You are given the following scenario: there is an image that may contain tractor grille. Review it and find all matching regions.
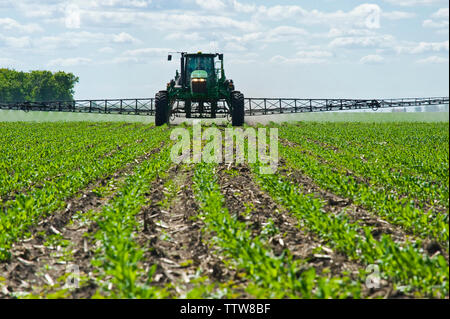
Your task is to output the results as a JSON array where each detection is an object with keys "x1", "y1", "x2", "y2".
[{"x1": 191, "y1": 81, "x2": 207, "y2": 93}]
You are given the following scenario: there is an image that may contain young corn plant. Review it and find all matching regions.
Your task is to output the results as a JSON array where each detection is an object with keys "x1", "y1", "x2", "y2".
[{"x1": 192, "y1": 162, "x2": 362, "y2": 298}]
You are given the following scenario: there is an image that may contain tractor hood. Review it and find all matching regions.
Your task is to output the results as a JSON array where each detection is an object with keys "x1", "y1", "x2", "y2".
[{"x1": 191, "y1": 70, "x2": 208, "y2": 79}]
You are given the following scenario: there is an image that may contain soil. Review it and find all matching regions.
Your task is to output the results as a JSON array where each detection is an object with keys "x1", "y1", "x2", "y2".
[
  {"x1": 215, "y1": 162, "x2": 400, "y2": 298},
  {"x1": 277, "y1": 158, "x2": 449, "y2": 261},
  {"x1": 0, "y1": 131, "x2": 442, "y2": 299},
  {"x1": 0, "y1": 141, "x2": 164, "y2": 298},
  {"x1": 134, "y1": 163, "x2": 244, "y2": 297},
  {"x1": 281, "y1": 137, "x2": 448, "y2": 214}
]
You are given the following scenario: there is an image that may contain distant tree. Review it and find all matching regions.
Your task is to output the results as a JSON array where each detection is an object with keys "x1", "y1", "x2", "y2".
[
  {"x1": 0, "y1": 68, "x2": 27, "y2": 102},
  {"x1": 53, "y1": 71, "x2": 79, "y2": 100},
  {"x1": 0, "y1": 69, "x2": 79, "y2": 103}
]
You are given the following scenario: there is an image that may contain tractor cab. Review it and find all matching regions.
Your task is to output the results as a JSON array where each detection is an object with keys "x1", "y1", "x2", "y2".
[
  {"x1": 185, "y1": 54, "x2": 215, "y2": 81},
  {"x1": 185, "y1": 53, "x2": 215, "y2": 94}
]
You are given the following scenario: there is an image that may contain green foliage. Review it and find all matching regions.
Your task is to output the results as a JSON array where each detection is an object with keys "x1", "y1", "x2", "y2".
[
  {"x1": 0, "y1": 122, "x2": 166, "y2": 261},
  {"x1": 192, "y1": 162, "x2": 362, "y2": 298},
  {"x1": 247, "y1": 136, "x2": 449, "y2": 297},
  {"x1": 276, "y1": 122, "x2": 449, "y2": 247},
  {"x1": 0, "y1": 68, "x2": 79, "y2": 102},
  {"x1": 92, "y1": 138, "x2": 172, "y2": 298}
]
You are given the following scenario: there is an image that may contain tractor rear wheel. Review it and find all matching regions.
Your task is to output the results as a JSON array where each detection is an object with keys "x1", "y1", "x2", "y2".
[
  {"x1": 155, "y1": 90, "x2": 169, "y2": 126},
  {"x1": 231, "y1": 91, "x2": 244, "y2": 126}
]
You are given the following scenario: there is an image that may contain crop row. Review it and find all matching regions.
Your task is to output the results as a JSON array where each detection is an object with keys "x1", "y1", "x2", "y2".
[
  {"x1": 279, "y1": 122, "x2": 448, "y2": 187},
  {"x1": 278, "y1": 123, "x2": 449, "y2": 209},
  {"x1": 274, "y1": 125, "x2": 448, "y2": 246},
  {"x1": 192, "y1": 161, "x2": 363, "y2": 298},
  {"x1": 248, "y1": 148, "x2": 448, "y2": 297},
  {"x1": 91, "y1": 136, "x2": 172, "y2": 298},
  {"x1": 0, "y1": 123, "x2": 169, "y2": 260},
  {"x1": 0, "y1": 122, "x2": 140, "y2": 197}
]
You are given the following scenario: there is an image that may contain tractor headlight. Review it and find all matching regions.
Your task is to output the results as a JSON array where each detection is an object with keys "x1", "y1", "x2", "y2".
[{"x1": 192, "y1": 78, "x2": 206, "y2": 82}]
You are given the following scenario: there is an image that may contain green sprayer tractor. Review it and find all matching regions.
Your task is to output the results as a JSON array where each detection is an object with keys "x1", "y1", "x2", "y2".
[{"x1": 154, "y1": 52, "x2": 244, "y2": 126}]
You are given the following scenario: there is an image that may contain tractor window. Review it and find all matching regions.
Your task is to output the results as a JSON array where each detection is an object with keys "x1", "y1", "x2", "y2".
[{"x1": 186, "y1": 56, "x2": 214, "y2": 80}]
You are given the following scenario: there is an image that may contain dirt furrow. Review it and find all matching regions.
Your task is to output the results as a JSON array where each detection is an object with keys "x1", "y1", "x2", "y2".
[
  {"x1": 0, "y1": 142, "x2": 165, "y2": 298},
  {"x1": 135, "y1": 163, "x2": 242, "y2": 297},
  {"x1": 280, "y1": 137, "x2": 447, "y2": 214},
  {"x1": 277, "y1": 159, "x2": 448, "y2": 261},
  {"x1": 216, "y1": 162, "x2": 398, "y2": 298}
]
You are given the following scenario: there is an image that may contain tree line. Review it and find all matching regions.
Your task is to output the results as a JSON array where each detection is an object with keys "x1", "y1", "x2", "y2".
[{"x1": 0, "y1": 69, "x2": 79, "y2": 103}]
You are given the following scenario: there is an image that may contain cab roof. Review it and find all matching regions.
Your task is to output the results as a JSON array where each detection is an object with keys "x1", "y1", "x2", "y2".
[{"x1": 185, "y1": 52, "x2": 217, "y2": 57}]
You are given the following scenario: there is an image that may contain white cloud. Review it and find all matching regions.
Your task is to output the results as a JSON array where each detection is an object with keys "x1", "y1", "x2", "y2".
[
  {"x1": 423, "y1": 8, "x2": 449, "y2": 30},
  {"x1": 265, "y1": 26, "x2": 308, "y2": 42},
  {"x1": 256, "y1": 4, "x2": 381, "y2": 29},
  {"x1": 230, "y1": 0, "x2": 256, "y2": 13},
  {"x1": 0, "y1": 57, "x2": 19, "y2": 66},
  {"x1": 257, "y1": 5, "x2": 307, "y2": 21},
  {"x1": 195, "y1": 0, "x2": 226, "y2": 11},
  {"x1": 123, "y1": 47, "x2": 172, "y2": 57},
  {"x1": 432, "y1": 8, "x2": 449, "y2": 18},
  {"x1": 222, "y1": 32, "x2": 263, "y2": 44},
  {"x1": 65, "y1": 4, "x2": 81, "y2": 29},
  {"x1": 110, "y1": 56, "x2": 141, "y2": 64},
  {"x1": 408, "y1": 41, "x2": 449, "y2": 53},
  {"x1": 395, "y1": 40, "x2": 449, "y2": 54},
  {"x1": 296, "y1": 50, "x2": 333, "y2": 58},
  {"x1": 224, "y1": 42, "x2": 247, "y2": 51},
  {"x1": 165, "y1": 32, "x2": 204, "y2": 41},
  {"x1": 12, "y1": 1, "x2": 58, "y2": 18},
  {"x1": 113, "y1": 32, "x2": 140, "y2": 44},
  {"x1": 35, "y1": 31, "x2": 143, "y2": 50},
  {"x1": 330, "y1": 34, "x2": 396, "y2": 48},
  {"x1": 0, "y1": 18, "x2": 42, "y2": 33},
  {"x1": 0, "y1": 34, "x2": 31, "y2": 48},
  {"x1": 270, "y1": 55, "x2": 328, "y2": 64},
  {"x1": 228, "y1": 58, "x2": 257, "y2": 64},
  {"x1": 416, "y1": 56, "x2": 449, "y2": 63},
  {"x1": 384, "y1": 0, "x2": 446, "y2": 6},
  {"x1": 423, "y1": 19, "x2": 449, "y2": 28},
  {"x1": 99, "y1": 46, "x2": 114, "y2": 53},
  {"x1": 220, "y1": 26, "x2": 308, "y2": 46},
  {"x1": 327, "y1": 28, "x2": 375, "y2": 38},
  {"x1": 382, "y1": 11, "x2": 416, "y2": 20},
  {"x1": 93, "y1": 0, "x2": 151, "y2": 8},
  {"x1": 80, "y1": 10, "x2": 258, "y2": 32},
  {"x1": 360, "y1": 54, "x2": 384, "y2": 64},
  {"x1": 48, "y1": 57, "x2": 92, "y2": 67},
  {"x1": 109, "y1": 47, "x2": 172, "y2": 64}
]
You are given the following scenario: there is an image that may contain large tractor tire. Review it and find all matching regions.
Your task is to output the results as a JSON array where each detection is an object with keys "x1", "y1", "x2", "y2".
[
  {"x1": 155, "y1": 90, "x2": 170, "y2": 126},
  {"x1": 231, "y1": 91, "x2": 244, "y2": 126},
  {"x1": 185, "y1": 99, "x2": 191, "y2": 118}
]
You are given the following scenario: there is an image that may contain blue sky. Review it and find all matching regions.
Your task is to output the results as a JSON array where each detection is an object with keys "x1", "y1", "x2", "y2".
[{"x1": 0, "y1": 0, "x2": 448, "y2": 99}]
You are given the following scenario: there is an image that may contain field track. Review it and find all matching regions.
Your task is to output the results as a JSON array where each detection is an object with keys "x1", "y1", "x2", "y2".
[{"x1": 0, "y1": 121, "x2": 448, "y2": 298}]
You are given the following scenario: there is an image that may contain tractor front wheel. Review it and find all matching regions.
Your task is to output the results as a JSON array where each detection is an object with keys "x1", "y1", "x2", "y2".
[
  {"x1": 155, "y1": 90, "x2": 170, "y2": 126},
  {"x1": 231, "y1": 91, "x2": 244, "y2": 126}
]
